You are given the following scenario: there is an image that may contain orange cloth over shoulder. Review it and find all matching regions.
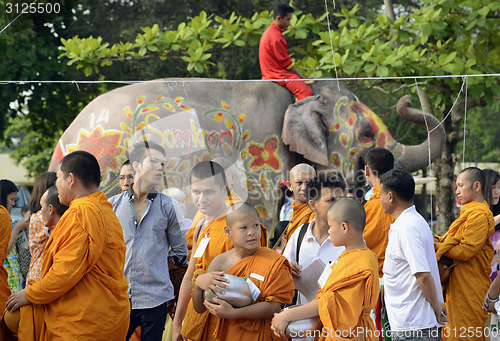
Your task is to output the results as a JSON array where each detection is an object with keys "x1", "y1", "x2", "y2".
[
  {"x1": 315, "y1": 247, "x2": 379, "y2": 341},
  {"x1": 285, "y1": 201, "x2": 314, "y2": 242},
  {"x1": 215, "y1": 247, "x2": 294, "y2": 341},
  {"x1": 182, "y1": 214, "x2": 267, "y2": 341},
  {"x1": 435, "y1": 201, "x2": 494, "y2": 341},
  {"x1": 21, "y1": 192, "x2": 130, "y2": 340},
  {"x1": 187, "y1": 190, "x2": 242, "y2": 259},
  {"x1": 182, "y1": 216, "x2": 232, "y2": 341},
  {"x1": 363, "y1": 186, "x2": 394, "y2": 278},
  {"x1": 0, "y1": 206, "x2": 12, "y2": 310}
]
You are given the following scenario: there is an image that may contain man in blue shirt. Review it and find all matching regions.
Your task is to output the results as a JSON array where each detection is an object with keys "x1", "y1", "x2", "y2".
[{"x1": 109, "y1": 141, "x2": 188, "y2": 341}]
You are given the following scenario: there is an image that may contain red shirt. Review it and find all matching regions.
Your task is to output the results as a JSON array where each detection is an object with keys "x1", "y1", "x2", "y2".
[{"x1": 259, "y1": 22, "x2": 295, "y2": 80}]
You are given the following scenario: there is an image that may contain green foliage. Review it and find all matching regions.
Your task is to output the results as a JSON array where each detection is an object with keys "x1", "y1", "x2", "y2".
[
  {"x1": 60, "y1": 0, "x2": 499, "y2": 111},
  {"x1": 458, "y1": 100, "x2": 500, "y2": 163}
]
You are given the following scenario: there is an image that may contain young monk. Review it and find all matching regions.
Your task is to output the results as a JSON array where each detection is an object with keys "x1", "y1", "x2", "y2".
[
  {"x1": 285, "y1": 163, "x2": 316, "y2": 241},
  {"x1": 192, "y1": 202, "x2": 294, "y2": 340},
  {"x1": 186, "y1": 157, "x2": 243, "y2": 259},
  {"x1": 172, "y1": 161, "x2": 267, "y2": 341},
  {"x1": 271, "y1": 198, "x2": 380, "y2": 340},
  {"x1": 6, "y1": 151, "x2": 130, "y2": 340},
  {"x1": 15, "y1": 186, "x2": 68, "y2": 339},
  {"x1": 435, "y1": 167, "x2": 494, "y2": 341}
]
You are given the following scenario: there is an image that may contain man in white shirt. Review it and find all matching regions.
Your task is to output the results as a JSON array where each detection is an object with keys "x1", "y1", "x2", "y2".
[
  {"x1": 380, "y1": 169, "x2": 448, "y2": 340},
  {"x1": 283, "y1": 172, "x2": 346, "y2": 306}
]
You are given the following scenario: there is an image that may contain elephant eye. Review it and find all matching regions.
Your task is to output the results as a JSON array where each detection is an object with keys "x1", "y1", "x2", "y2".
[{"x1": 358, "y1": 126, "x2": 374, "y2": 143}]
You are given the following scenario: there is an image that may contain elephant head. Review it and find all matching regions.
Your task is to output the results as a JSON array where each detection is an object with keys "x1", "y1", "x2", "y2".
[{"x1": 282, "y1": 81, "x2": 445, "y2": 178}]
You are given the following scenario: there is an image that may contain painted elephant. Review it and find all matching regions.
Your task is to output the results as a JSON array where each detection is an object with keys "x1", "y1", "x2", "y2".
[{"x1": 49, "y1": 79, "x2": 445, "y2": 227}]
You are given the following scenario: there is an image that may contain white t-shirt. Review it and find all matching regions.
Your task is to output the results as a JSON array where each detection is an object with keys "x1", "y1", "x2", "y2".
[
  {"x1": 383, "y1": 206, "x2": 444, "y2": 331},
  {"x1": 283, "y1": 219, "x2": 345, "y2": 305}
]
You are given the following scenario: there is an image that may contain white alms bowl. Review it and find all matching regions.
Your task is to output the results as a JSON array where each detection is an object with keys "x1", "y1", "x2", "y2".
[
  {"x1": 203, "y1": 274, "x2": 253, "y2": 308},
  {"x1": 283, "y1": 305, "x2": 321, "y2": 338}
]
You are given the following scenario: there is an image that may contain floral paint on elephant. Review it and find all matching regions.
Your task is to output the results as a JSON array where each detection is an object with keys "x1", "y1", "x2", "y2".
[
  {"x1": 49, "y1": 126, "x2": 125, "y2": 185},
  {"x1": 120, "y1": 95, "x2": 281, "y2": 220},
  {"x1": 329, "y1": 96, "x2": 396, "y2": 178}
]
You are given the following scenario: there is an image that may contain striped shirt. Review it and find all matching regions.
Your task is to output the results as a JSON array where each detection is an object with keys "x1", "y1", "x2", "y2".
[{"x1": 109, "y1": 187, "x2": 188, "y2": 309}]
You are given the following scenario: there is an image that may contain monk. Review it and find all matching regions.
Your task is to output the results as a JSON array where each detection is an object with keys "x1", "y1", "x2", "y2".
[
  {"x1": 6, "y1": 150, "x2": 130, "y2": 340},
  {"x1": 14, "y1": 186, "x2": 68, "y2": 339},
  {"x1": 271, "y1": 198, "x2": 380, "y2": 340},
  {"x1": 284, "y1": 163, "x2": 316, "y2": 242},
  {"x1": 193, "y1": 202, "x2": 294, "y2": 341},
  {"x1": 186, "y1": 157, "x2": 243, "y2": 259},
  {"x1": 172, "y1": 161, "x2": 267, "y2": 341},
  {"x1": 362, "y1": 147, "x2": 395, "y2": 277},
  {"x1": 435, "y1": 167, "x2": 494, "y2": 341}
]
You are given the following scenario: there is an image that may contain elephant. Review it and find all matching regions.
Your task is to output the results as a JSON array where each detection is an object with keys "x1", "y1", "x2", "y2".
[{"x1": 48, "y1": 79, "x2": 445, "y2": 228}]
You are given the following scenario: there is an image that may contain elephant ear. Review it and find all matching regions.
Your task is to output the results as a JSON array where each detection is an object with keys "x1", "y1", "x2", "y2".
[{"x1": 282, "y1": 95, "x2": 329, "y2": 166}]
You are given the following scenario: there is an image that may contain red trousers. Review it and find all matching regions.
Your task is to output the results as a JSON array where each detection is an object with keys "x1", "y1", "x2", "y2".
[{"x1": 274, "y1": 74, "x2": 313, "y2": 101}]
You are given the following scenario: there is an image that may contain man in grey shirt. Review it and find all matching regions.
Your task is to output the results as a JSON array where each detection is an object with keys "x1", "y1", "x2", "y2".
[{"x1": 109, "y1": 140, "x2": 188, "y2": 341}]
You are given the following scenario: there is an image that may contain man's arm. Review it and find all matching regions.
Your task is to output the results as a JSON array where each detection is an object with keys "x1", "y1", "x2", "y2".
[
  {"x1": 6, "y1": 219, "x2": 29, "y2": 255},
  {"x1": 172, "y1": 221, "x2": 203, "y2": 341},
  {"x1": 483, "y1": 273, "x2": 500, "y2": 313},
  {"x1": 25, "y1": 225, "x2": 93, "y2": 304},
  {"x1": 414, "y1": 272, "x2": 448, "y2": 324},
  {"x1": 192, "y1": 254, "x2": 228, "y2": 314},
  {"x1": 443, "y1": 212, "x2": 490, "y2": 261},
  {"x1": 282, "y1": 227, "x2": 302, "y2": 277},
  {"x1": 166, "y1": 199, "x2": 188, "y2": 265}
]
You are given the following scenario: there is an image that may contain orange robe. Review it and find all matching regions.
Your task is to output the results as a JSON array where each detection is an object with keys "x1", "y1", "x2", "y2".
[
  {"x1": 186, "y1": 190, "x2": 242, "y2": 259},
  {"x1": 435, "y1": 201, "x2": 494, "y2": 341},
  {"x1": 0, "y1": 205, "x2": 12, "y2": 310},
  {"x1": 285, "y1": 201, "x2": 314, "y2": 242},
  {"x1": 21, "y1": 192, "x2": 130, "y2": 340},
  {"x1": 363, "y1": 186, "x2": 394, "y2": 278},
  {"x1": 315, "y1": 247, "x2": 379, "y2": 341},
  {"x1": 215, "y1": 247, "x2": 294, "y2": 341},
  {"x1": 182, "y1": 215, "x2": 267, "y2": 341}
]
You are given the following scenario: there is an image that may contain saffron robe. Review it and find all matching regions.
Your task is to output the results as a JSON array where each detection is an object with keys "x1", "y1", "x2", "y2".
[
  {"x1": 21, "y1": 192, "x2": 130, "y2": 340},
  {"x1": 363, "y1": 186, "x2": 394, "y2": 278},
  {"x1": 182, "y1": 215, "x2": 267, "y2": 341},
  {"x1": 315, "y1": 247, "x2": 379, "y2": 341},
  {"x1": 285, "y1": 201, "x2": 315, "y2": 243},
  {"x1": 435, "y1": 201, "x2": 494, "y2": 341},
  {"x1": 0, "y1": 205, "x2": 12, "y2": 310},
  {"x1": 186, "y1": 190, "x2": 242, "y2": 259},
  {"x1": 215, "y1": 247, "x2": 294, "y2": 341}
]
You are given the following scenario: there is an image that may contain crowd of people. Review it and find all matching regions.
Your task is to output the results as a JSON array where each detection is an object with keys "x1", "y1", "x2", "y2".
[{"x1": 0, "y1": 142, "x2": 498, "y2": 341}]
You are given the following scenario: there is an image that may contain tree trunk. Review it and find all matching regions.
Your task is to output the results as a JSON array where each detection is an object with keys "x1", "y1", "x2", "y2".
[
  {"x1": 384, "y1": 0, "x2": 396, "y2": 22},
  {"x1": 434, "y1": 100, "x2": 465, "y2": 235}
]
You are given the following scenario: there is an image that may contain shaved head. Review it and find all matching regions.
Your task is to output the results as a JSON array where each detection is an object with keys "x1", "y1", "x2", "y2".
[
  {"x1": 328, "y1": 198, "x2": 366, "y2": 233},
  {"x1": 289, "y1": 163, "x2": 315, "y2": 179},
  {"x1": 460, "y1": 167, "x2": 485, "y2": 194},
  {"x1": 226, "y1": 202, "x2": 260, "y2": 228}
]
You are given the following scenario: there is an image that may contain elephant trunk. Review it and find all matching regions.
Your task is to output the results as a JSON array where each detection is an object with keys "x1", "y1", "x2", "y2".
[{"x1": 394, "y1": 95, "x2": 445, "y2": 172}]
